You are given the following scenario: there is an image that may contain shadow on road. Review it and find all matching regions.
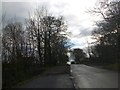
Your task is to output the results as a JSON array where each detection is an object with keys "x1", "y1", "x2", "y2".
[{"x1": 14, "y1": 65, "x2": 75, "y2": 88}]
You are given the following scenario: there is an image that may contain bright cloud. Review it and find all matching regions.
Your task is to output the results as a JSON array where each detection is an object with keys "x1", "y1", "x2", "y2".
[
  {"x1": 2, "y1": 0, "x2": 101, "y2": 49},
  {"x1": 69, "y1": 35, "x2": 97, "y2": 49}
]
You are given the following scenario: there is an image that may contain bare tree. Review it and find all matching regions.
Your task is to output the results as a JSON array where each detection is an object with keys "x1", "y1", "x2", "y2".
[
  {"x1": 89, "y1": 0, "x2": 120, "y2": 64},
  {"x1": 26, "y1": 7, "x2": 68, "y2": 66}
]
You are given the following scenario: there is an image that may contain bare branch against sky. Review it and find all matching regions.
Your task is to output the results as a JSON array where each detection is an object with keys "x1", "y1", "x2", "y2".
[{"x1": 1, "y1": 0, "x2": 102, "y2": 49}]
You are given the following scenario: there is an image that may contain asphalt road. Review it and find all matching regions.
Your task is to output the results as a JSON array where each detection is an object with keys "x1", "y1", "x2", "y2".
[
  {"x1": 15, "y1": 65, "x2": 74, "y2": 88},
  {"x1": 71, "y1": 64, "x2": 118, "y2": 88},
  {"x1": 17, "y1": 74, "x2": 74, "y2": 88}
]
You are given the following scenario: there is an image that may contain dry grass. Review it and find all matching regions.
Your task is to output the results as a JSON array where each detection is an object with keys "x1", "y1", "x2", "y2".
[{"x1": 103, "y1": 63, "x2": 119, "y2": 71}]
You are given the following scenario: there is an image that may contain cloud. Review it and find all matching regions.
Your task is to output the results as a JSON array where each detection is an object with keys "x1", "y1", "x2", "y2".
[
  {"x1": 2, "y1": 0, "x2": 100, "y2": 49},
  {"x1": 2, "y1": 2, "x2": 32, "y2": 22},
  {"x1": 68, "y1": 35, "x2": 97, "y2": 50}
]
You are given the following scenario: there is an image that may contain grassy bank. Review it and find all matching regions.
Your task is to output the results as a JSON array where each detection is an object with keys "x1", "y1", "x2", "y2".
[{"x1": 103, "y1": 63, "x2": 119, "y2": 71}]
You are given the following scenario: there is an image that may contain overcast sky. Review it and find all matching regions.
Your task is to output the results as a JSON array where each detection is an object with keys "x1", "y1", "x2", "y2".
[{"x1": 1, "y1": 0, "x2": 102, "y2": 50}]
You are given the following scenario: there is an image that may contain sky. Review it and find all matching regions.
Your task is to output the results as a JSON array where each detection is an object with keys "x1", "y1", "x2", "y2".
[{"x1": 1, "y1": 0, "x2": 102, "y2": 50}]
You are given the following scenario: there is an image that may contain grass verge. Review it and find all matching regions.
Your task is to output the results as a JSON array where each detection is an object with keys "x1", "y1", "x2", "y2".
[{"x1": 103, "y1": 63, "x2": 120, "y2": 72}]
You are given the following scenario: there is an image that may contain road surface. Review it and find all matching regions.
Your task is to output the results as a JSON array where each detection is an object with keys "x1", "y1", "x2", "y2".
[
  {"x1": 15, "y1": 66, "x2": 74, "y2": 88},
  {"x1": 16, "y1": 74, "x2": 74, "y2": 88},
  {"x1": 71, "y1": 64, "x2": 118, "y2": 88}
]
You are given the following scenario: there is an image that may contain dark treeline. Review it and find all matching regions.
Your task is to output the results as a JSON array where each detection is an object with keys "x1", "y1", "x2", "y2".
[
  {"x1": 87, "y1": 0, "x2": 120, "y2": 64},
  {"x1": 2, "y1": 7, "x2": 69, "y2": 88},
  {"x1": 72, "y1": 48, "x2": 87, "y2": 64},
  {"x1": 70, "y1": 0, "x2": 120, "y2": 65}
]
